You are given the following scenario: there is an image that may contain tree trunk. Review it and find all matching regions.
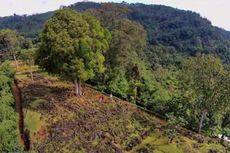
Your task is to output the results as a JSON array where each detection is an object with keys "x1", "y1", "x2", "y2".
[
  {"x1": 198, "y1": 111, "x2": 206, "y2": 134},
  {"x1": 102, "y1": 73, "x2": 106, "y2": 84},
  {"x1": 13, "y1": 54, "x2": 19, "y2": 71},
  {"x1": 75, "y1": 79, "x2": 79, "y2": 96},
  {"x1": 74, "y1": 79, "x2": 83, "y2": 96},
  {"x1": 78, "y1": 80, "x2": 82, "y2": 96},
  {"x1": 134, "y1": 86, "x2": 137, "y2": 103},
  {"x1": 29, "y1": 65, "x2": 34, "y2": 82}
]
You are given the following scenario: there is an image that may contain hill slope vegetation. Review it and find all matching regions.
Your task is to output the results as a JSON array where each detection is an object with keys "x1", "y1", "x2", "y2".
[{"x1": 16, "y1": 65, "x2": 227, "y2": 153}]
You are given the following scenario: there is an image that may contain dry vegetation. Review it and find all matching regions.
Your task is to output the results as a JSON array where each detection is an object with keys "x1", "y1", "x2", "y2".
[{"x1": 16, "y1": 65, "x2": 228, "y2": 153}]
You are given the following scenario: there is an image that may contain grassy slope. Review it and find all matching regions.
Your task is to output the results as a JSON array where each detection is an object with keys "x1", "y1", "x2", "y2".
[{"x1": 16, "y1": 64, "x2": 227, "y2": 153}]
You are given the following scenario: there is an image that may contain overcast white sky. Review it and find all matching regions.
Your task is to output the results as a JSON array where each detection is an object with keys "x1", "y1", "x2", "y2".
[{"x1": 0, "y1": 0, "x2": 229, "y2": 30}]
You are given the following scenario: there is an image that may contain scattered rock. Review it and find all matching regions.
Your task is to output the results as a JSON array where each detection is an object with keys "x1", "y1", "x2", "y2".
[{"x1": 126, "y1": 136, "x2": 142, "y2": 151}]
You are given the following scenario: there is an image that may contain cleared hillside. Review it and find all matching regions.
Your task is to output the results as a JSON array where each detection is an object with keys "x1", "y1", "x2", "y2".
[{"x1": 15, "y1": 64, "x2": 227, "y2": 153}]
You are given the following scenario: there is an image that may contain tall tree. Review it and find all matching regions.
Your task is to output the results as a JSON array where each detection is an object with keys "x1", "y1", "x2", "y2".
[
  {"x1": 181, "y1": 54, "x2": 230, "y2": 134},
  {"x1": 0, "y1": 29, "x2": 22, "y2": 71},
  {"x1": 87, "y1": 4, "x2": 156, "y2": 102},
  {"x1": 36, "y1": 9, "x2": 111, "y2": 95},
  {"x1": 20, "y1": 48, "x2": 36, "y2": 82},
  {"x1": 88, "y1": 4, "x2": 147, "y2": 69},
  {"x1": 129, "y1": 64, "x2": 141, "y2": 102}
]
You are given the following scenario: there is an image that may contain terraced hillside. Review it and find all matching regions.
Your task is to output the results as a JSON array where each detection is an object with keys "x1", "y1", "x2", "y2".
[{"x1": 16, "y1": 65, "x2": 228, "y2": 153}]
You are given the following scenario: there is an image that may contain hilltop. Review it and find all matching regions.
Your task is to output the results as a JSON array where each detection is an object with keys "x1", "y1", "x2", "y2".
[{"x1": 15, "y1": 64, "x2": 227, "y2": 153}]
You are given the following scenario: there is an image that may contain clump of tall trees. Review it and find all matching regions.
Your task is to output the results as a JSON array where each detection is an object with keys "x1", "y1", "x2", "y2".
[
  {"x1": 180, "y1": 55, "x2": 230, "y2": 133},
  {"x1": 0, "y1": 29, "x2": 34, "y2": 71},
  {"x1": 36, "y1": 9, "x2": 111, "y2": 96},
  {"x1": 0, "y1": 29, "x2": 22, "y2": 71}
]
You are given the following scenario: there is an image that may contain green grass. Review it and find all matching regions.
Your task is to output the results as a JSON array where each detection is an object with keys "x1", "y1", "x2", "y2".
[
  {"x1": 91, "y1": 139, "x2": 100, "y2": 147},
  {"x1": 130, "y1": 134, "x2": 159, "y2": 153},
  {"x1": 199, "y1": 143, "x2": 226, "y2": 153},
  {"x1": 18, "y1": 63, "x2": 38, "y2": 72},
  {"x1": 130, "y1": 133, "x2": 227, "y2": 153},
  {"x1": 156, "y1": 143, "x2": 183, "y2": 153},
  {"x1": 16, "y1": 74, "x2": 29, "y2": 81},
  {"x1": 24, "y1": 109, "x2": 43, "y2": 133}
]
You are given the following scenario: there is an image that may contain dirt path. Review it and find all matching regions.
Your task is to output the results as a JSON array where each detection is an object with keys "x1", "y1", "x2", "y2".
[{"x1": 12, "y1": 78, "x2": 30, "y2": 151}]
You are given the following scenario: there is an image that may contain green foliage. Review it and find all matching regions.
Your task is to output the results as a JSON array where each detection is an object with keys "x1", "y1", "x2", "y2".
[
  {"x1": 36, "y1": 9, "x2": 111, "y2": 83},
  {"x1": 0, "y1": 29, "x2": 23, "y2": 62},
  {"x1": 129, "y1": 3, "x2": 230, "y2": 62},
  {"x1": 0, "y1": 29, "x2": 20, "y2": 51},
  {"x1": 19, "y1": 48, "x2": 36, "y2": 64},
  {"x1": 107, "y1": 67, "x2": 130, "y2": 98},
  {"x1": 24, "y1": 109, "x2": 42, "y2": 134},
  {"x1": 145, "y1": 45, "x2": 184, "y2": 68},
  {"x1": 178, "y1": 55, "x2": 230, "y2": 132},
  {"x1": 181, "y1": 55, "x2": 230, "y2": 112},
  {"x1": 88, "y1": 4, "x2": 160, "y2": 103},
  {"x1": 0, "y1": 61, "x2": 22, "y2": 152}
]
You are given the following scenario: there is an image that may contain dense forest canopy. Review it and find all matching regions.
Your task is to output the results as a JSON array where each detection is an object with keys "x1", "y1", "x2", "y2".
[{"x1": 1, "y1": 2, "x2": 230, "y2": 63}]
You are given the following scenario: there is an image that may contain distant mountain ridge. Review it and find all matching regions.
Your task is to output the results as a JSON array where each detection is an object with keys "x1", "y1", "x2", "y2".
[
  {"x1": 1, "y1": 1, "x2": 230, "y2": 62},
  {"x1": 0, "y1": 2, "x2": 101, "y2": 37},
  {"x1": 1, "y1": 2, "x2": 229, "y2": 38}
]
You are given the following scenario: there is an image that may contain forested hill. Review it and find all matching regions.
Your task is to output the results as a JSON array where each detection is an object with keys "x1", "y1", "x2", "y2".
[
  {"x1": 128, "y1": 4, "x2": 230, "y2": 58},
  {"x1": 1, "y1": 2, "x2": 230, "y2": 62},
  {"x1": 0, "y1": 2, "x2": 100, "y2": 37}
]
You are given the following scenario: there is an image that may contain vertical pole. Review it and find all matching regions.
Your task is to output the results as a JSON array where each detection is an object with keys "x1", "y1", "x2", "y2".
[{"x1": 75, "y1": 79, "x2": 79, "y2": 96}]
